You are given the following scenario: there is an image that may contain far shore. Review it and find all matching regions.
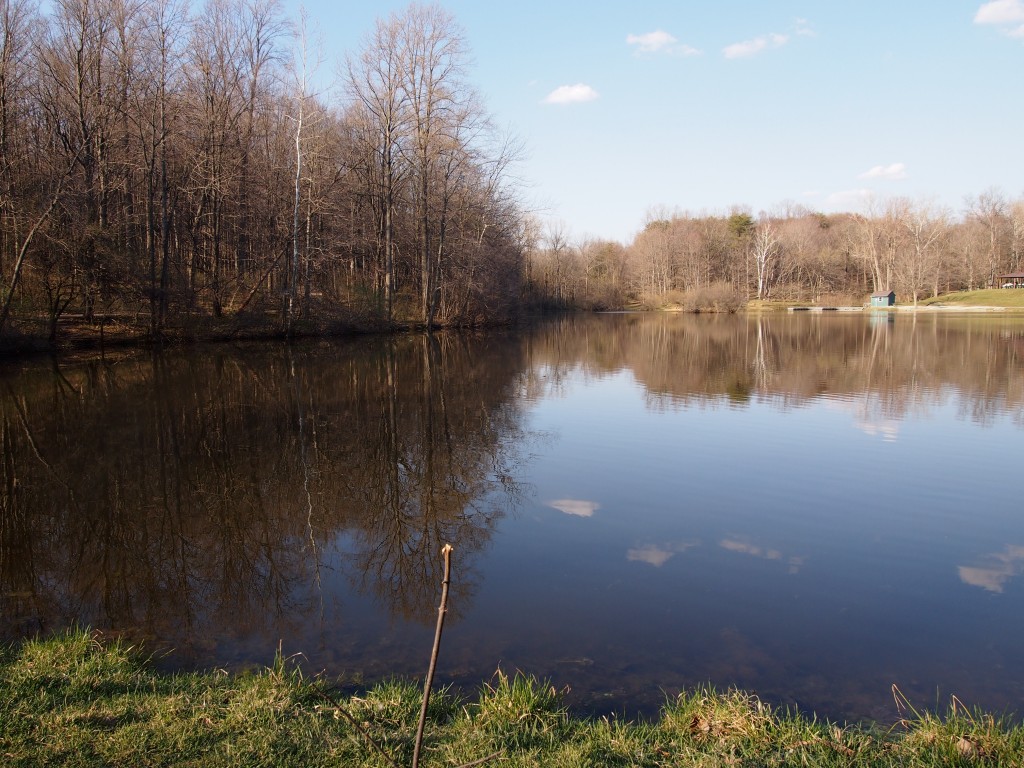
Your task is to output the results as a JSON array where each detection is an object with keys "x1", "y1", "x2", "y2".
[
  {"x1": 3, "y1": 292, "x2": 1024, "y2": 359},
  {"x1": 778, "y1": 303, "x2": 1024, "y2": 313}
]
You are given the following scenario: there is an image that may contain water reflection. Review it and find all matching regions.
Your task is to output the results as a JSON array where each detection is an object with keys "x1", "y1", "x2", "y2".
[
  {"x1": 2, "y1": 312, "x2": 1024, "y2": 722},
  {"x1": 513, "y1": 313, "x2": 1024, "y2": 720},
  {"x1": 0, "y1": 333, "x2": 528, "y2": 654},
  {"x1": 626, "y1": 542, "x2": 696, "y2": 567},
  {"x1": 526, "y1": 312, "x2": 1024, "y2": 419},
  {"x1": 719, "y1": 538, "x2": 805, "y2": 575},
  {"x1": 548, "y1": 499, "x2": 600, "y2": 518},
  {"x1": 959, "y1": 546, "x2": 1024, "y2": 593}
]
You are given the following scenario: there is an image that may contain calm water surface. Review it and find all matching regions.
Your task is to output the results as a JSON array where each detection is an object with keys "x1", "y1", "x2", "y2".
[{"x1": 3, "y1": 312, "x2": 1024, "y2": 722}]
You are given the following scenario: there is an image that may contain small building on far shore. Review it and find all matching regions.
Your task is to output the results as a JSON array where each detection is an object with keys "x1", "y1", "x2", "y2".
[
  {"x1": 870, "y1": 290, "x2": 896, "y2": 307},
  {"x1": 997, "y1": 272, "x2": 1024, "y2": 288}
]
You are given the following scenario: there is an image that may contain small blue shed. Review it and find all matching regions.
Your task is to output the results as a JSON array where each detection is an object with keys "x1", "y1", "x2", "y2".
[{"x1": 870, "y1": 290, "x2": 896, "y2": 307}]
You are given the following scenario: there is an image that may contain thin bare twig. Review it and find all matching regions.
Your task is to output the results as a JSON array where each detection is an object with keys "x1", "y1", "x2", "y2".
[
  {"x1": 315, "y1": 542, "x2": 501, "y2": 768},
  {"x1": 412, "y1": 543, "x2": 453, "y2": 768},
  {"x1": 312, "y1": 687, "x2": 402, "y2": 768},
  {"x1": 452, "y1": 750, "x2": 504, "y2": 767}
]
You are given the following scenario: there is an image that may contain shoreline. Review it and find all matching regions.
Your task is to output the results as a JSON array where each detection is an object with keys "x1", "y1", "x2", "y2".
[
  {"x1": 781, "y1": 304, "x2": 1024, "y2": 313},
  {"x1": 3, "y1": 630, "x2": 1021, "y2": 767},
  {"x1": 0, "y1": 312, "x2": 518, "y2": 359},
  {"x1": 3, "y1": 302, "x2": 1023, "y2": 360}
]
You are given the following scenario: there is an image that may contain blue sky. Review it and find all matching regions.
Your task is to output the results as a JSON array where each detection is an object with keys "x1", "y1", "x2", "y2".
[{"x1": 285, "y1": 0, "x2": 1024, "y2": 243}]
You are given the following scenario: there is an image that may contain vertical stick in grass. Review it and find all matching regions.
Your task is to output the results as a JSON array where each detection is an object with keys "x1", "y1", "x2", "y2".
[{"x1": 412, "y1": 543, "x2": 453, "y2": 768}]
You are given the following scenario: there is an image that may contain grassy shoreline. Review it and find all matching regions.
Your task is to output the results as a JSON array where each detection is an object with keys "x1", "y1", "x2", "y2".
[
  {"x1": 6, "y1": 289, "x2": 1024, "y2": 355},
  {"x1": 3, "y1": 631, "x2": 1022, "y2": 767},
  {"x1": 746, "y1": 288, "x2": 1024, "y2": 313},
  {"x1": 4, "y1": 290, "x2": 1024, "y2": 357}
]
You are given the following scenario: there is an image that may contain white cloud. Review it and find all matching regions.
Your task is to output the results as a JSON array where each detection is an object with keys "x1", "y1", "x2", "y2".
[
  {"x1": 548, "y1": 498, "x2": 600, "y2": 517},
  {"x1": 543, "y1": 83, "x2": 599, "y2": 105},
  {"x1": 627, "y1": 30, "x2": 674, "y2": 53},
  {"x1": 723, "y1": 33, "x2": 789, "y2": 59},
  {"x1": 795, "y1": 18, "x2": 816, "y2": 37},
  {"x1": 626, "y1": 30, "x2": 701, "y2": 56},
  {"x1": 974, "y1": 0, "x2": 1024, "y2": 25},
  {"x1": 975, "y1": 1, "x2": 1024, "y2": 37},
  {"x1": 858, "y1": 162, "x2": 908, "y2": 180},
  {"x1": 723, "y1": 37, "x2": 767, "y2": 58}
]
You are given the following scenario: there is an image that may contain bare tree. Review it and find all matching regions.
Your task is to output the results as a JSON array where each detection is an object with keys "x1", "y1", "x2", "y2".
[
  {"x1": 543, "y1": 219, "x2": 570, "y2": 305},
  {"x1": 894, "y1": 198, "x2": 949, "y2": 305},
  {"x1": 39, "y1": 0, "x2": 126, "y2": 321},
  {"x1": 237, "y1": 0, "x2": 287, "y2": 281},
  {"x1": 116, "y1": 0, "x2": 187, "y2": 334},
  {"x1": 966, "y1": 188, "x2": 1010, "y2": 287},
  {"x1": 397, "y1": 3, "x2": 468, "y2": 327},
  {"x1": 629, "y1": 215, "x2": 675, "y2": 299},
  {"x1": 184, "y1": 0, "x2": 243, "y2": 314},
  {"x1": 750, "y1": 216, "x2": 780, "y2": 300},
  {"x1": 847, "y1": 197, "x2": 906, "y2": 295},
  {"x1": 345, "y1": 10, "x2": 409, "y2": 321},
  {"x1": 1, "y1": 0, "x2": 40, "y2": 280},
  {"x1": 1, "y1": 0, "x2": 41, "y2": 277},
  {"x1": 1011, "y1": 198, "x2": 1024, "y2": 274}
]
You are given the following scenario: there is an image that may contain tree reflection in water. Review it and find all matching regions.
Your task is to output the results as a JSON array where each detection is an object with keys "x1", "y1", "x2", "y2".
[
  {"x1": 3, "y1": 313, "x2": 1024, "y2": 719},
  {"x1": 5, "y1": 314, "x2": 1022, "y2": 653},
  {"x1": 0, "y1": 332, "x2": 529, "y2": 662}
]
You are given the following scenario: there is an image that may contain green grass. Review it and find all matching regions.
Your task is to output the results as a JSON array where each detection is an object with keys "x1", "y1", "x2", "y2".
[
  {"x1": 920, "y1": 288, "x2": 1024, "y2": 308},
  {"x1": 3, "y1": 630, "x2": 1024, "y2": 767}
]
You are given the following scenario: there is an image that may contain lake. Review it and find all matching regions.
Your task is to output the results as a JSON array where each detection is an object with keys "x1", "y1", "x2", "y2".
[{"x1": 2, "y1": 311, "x2": 1024, "y2": 723}]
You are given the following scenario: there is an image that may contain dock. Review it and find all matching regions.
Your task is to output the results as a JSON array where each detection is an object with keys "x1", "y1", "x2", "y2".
[{"x1": 787, "y1": 306, "x2": 865, "y2": 313}]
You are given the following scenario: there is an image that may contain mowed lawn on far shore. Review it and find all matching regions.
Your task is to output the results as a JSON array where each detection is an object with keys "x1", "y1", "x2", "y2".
[{"x1": 919, "y1": 288, "x2": 1024, "y2": 308}]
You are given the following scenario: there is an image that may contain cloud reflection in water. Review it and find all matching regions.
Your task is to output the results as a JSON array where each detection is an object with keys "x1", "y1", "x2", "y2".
[
  {"x1": 720, "y1": 538, "x2": 805, "y2": 574},
  {"x1": 626, "y1": 541, "x2": 698, "y2": 567},
  {"x1": 548, "y1": 499, "x2": 600, "y2": 518},
  {"x1": 958, "y1": 545, "x2": 1024, "y2": 593}
]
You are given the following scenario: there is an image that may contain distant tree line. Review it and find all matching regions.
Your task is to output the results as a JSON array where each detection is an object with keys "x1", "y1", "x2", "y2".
[
  {"x1": 526, "y1": 192, "x2": 1024, "y2": 310},
  {"x1": 4, "y1": 0, "x2": 1023, "y2": 346},
  {"x1": 0, "y1": 0, "x2": 526, "y2": 343}
]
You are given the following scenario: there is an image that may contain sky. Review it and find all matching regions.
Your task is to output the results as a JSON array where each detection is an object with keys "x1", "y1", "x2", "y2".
[{"x1": 282, "y1": 0, "x2": 1024, "y2": 244}]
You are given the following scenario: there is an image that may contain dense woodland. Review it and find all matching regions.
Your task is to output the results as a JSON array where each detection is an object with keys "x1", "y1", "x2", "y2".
[
  {"x1": 529, "y1": 193, "x2": 1024, "y2": 312},
  {"x1": 2, "y1": 0, "x2": 1023, "y2": 348},
  {"x1": 0, "y1": 0, "x2": 526, "y2": 343}
]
